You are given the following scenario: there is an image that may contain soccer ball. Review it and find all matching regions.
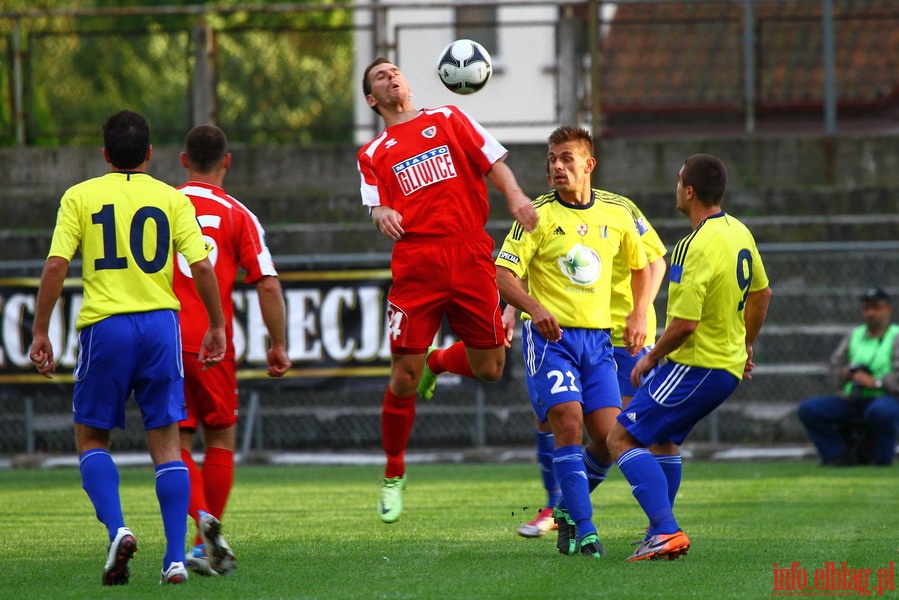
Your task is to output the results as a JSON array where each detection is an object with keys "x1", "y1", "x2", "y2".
[{"x1": 436, "y1": 39, "x2": 493, "y2": 95}]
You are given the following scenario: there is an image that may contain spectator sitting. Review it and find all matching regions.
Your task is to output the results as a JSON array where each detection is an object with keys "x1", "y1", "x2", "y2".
[{"x1": 797, "y1": 287, "x2": 899, "y2": 466}]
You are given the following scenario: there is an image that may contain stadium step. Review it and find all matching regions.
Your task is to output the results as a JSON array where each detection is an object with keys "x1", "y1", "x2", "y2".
[
  {"x1": 754, "y1": 325, "x2": 846, "y2": 365},
  {"x1": 4, "y1": 213, "x2": 889, "y2": 260}
]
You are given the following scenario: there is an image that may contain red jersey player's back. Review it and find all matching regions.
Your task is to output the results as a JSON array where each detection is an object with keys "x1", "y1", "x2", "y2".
[
  {"x1": 173, "y1": 182, "x2": 277, "y2": 358},
  {"x1": 357, "y1": 105, "x2": 507, "y2": 238},
  {"x1": 175, "y1": 124, "x2": 289, "y2": 578}
]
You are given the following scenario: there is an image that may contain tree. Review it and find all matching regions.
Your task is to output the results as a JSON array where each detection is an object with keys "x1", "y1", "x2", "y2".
[{"x1": 1, "y1": 1, "x2": 354, "y2": 146}]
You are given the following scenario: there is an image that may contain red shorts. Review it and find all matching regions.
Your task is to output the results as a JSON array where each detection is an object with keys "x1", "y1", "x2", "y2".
[
  {"x1": 180, "y1": 356, "x2": 239, "y2": 431},
  {"x1": 388, "y1": 230, "x2": 504, "y2": 354}
]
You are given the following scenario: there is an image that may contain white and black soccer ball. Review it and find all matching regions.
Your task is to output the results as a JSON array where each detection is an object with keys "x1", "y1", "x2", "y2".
[{"x1": 436, "y1": 39, "x2": 493, "y2": 95}]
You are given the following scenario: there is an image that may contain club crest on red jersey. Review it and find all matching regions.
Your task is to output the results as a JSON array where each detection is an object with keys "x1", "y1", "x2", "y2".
[{"x1": 421, "y1": 126, "x2": 437, "y2": 138}]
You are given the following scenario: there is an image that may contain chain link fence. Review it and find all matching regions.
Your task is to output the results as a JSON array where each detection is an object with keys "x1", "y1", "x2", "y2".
[
  {"x1": 2, "y1": 242, "x2": 896, "y2": 459},
  {"x1": 1, "y1": 1, "x2": 897, "y2": 146}
]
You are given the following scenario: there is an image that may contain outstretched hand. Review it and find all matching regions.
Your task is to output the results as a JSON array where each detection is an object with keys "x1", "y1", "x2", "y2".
[
  {"x1": 267, "y1": 346, "x2": 292, "y2": 377},
  {"x1": 508, "y1": 194, "x2": 538, "y2": 232},
  {"x1": 29, "y1": 334, "x2": 56, "y2": 379},
  {"x1": 630, "y1": 353, "x2": 659, "y2": 389},
  {"x1": 743, "y1": 343, "x2": 755, "y2": 379},
  {"x1": 199, "y1": 327, "x2": 226, "y2": 370},
  {"x1": 529, "y1": 305, "x2": 562, "y2": 343},
  {"x1": 372, "y1": 206, "x2": 405, "y2": 241},
  {"x1": 501, "y1": 304, "x2": 518, "y2": 348},
  {"x1": 623, "y1": 310, "x2": 647, "y2": 356}
]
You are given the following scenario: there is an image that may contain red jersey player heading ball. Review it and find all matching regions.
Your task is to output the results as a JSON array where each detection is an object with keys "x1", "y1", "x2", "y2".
[{"x1": 357, "y1": 57, "x2": 538, "y2": 524}]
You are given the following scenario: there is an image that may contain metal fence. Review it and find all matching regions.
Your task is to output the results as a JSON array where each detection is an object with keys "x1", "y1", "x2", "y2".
[
  {"x1": 1, "y1": 1, "x2": 896, "y2": 146},
  {"x1": 2, "y1": 241, "x2": 896, "y2": 459}
]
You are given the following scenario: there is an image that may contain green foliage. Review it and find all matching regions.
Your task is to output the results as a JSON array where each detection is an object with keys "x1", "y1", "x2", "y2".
[
  {"x1": 27, "y1": 28, "x2": 191, "y2": 145},
  {"x1": 0, "y1": 461, "x2": 896, "y2": 599},
  {"x1": 215, "y1": 18, "x2": 354, "y2": 145},
  {"x1": 0, "y1": 2, "x2": 354, "y2": 146}
]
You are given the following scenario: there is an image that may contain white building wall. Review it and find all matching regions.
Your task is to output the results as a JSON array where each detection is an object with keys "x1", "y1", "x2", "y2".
[{"x1": 353, "y1": 1, "x2": 560, "y2": 146}]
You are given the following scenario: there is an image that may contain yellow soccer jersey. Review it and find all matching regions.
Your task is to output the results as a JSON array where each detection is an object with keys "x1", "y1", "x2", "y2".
[
  {"x1": 603, "y1": 192, "x2": 667, "y2": 347},
  {"x1": 665, "y1": 212, "x2": 769, "y2": 378},
  {"x1": 48, "y1": 172, "x2": 211, "y2": 329},
  {"x1": 496, "y1": 190, "x2": 647, "y2": 329}
]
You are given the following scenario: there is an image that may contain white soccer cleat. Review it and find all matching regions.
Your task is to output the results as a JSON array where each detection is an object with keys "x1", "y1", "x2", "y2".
[
  {"x1": 516, "y1": 507, "x2": 559, "y2": 538},
  {"x1": 160, "y1": 561, "x2": 188, "y2": 584},
  {"x1": 102, "y1": 526, "x2": 137, "y2": 586},
  {"x1": 186, "y1": 544, "x2": 219, "y2": 577},
  {"x1": 199, "y1": 511, "x2": 237, "y2": 575}
]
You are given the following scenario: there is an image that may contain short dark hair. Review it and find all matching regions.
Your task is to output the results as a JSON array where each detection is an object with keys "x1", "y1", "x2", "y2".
[
  {"x1": 547, "y1": 126, "x2": 593, "y2": 155},
  {"x1": 102, "y1": 110, "x2": 150, "y2": 169},
  {"x1": 362, "y1": 57, "x2": 392, "y2": 115},
  {"x1": 682, "y1": 153, "x2": 727, "y2": 205},
  {"x1": 185, "y1": 124, "x2": 228, "y2": 173}
]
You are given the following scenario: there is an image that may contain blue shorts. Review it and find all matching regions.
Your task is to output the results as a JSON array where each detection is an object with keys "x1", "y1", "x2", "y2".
[
  {"x1": 73, "y1": 310, "x2": 186, "y2": 431},
  {"x1": 617, "y1": 360, "x2": 739, "y2": 446},
  {"x1": 522, "y1": 322, "x2": 621, "y2": 423},
  {"x1": 613, "y1": 346, "x2": 651, "y2": 398}
]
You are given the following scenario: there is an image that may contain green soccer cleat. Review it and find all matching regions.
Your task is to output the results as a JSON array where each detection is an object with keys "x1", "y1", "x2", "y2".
[
  {"x1": 378, "y1": 474, "x2": 407, "y2": 523},
  {"x1": 553, "y1": 507, "x2": 579, "y2": 556},
  {"x1": 417, "y1": 346, "x2": 439, "y2": 400},
  {"x1": 579, "y1": 533, "x2": 608, "y2": 558}
]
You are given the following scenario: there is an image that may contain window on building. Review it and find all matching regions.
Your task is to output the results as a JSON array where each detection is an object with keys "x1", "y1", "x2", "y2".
[{"x1": 456, "y1": 6, "x2": 499, "y2": 58}]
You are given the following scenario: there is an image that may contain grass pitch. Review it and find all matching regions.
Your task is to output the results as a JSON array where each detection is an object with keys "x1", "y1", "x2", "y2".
[{"x1": 0, "y1": 460, "x2": 896, "y2": 599}]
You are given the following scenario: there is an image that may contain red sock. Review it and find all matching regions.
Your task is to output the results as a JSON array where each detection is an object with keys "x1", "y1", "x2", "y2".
[
  {"x1": 202, "y1": 446, "x2": 234, "y2": 523},
  {"x1": 181, "y1": 448, "x2": 208, "y2": 524},
  {"x1": 381, "y1": 388, "x2": 416, "y2": 478},
  {"x1": 430, "y1": 341, "x2": 475, "y2": 378}
]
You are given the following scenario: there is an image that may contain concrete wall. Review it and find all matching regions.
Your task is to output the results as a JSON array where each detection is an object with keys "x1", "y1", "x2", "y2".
[{"x1": 2, "y1": 134, "x2": 898, "y2": 260}]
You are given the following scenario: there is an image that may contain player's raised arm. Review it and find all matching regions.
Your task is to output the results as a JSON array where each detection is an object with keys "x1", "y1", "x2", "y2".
[{"x1": 487, "y1": 160, "x2": 537, "y2": 232}]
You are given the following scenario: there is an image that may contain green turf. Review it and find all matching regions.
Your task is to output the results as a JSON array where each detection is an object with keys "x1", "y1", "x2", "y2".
[{"x1": 0, "y1": 461, "x2": 896, "y2": 599}]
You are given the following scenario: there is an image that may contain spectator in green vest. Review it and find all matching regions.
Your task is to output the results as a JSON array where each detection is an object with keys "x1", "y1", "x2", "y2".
[{"x1": 798, "y1": 287, "x2": 899, "y2": 466}]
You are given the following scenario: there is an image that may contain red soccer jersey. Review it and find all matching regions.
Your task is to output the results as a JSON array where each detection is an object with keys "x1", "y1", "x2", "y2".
[
  {"x1": 357, "y1": 105, "x2": 508, "y2": 238},
  {"x1": 173, "y1": 182, "x2": 277, "y2": 359}
]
